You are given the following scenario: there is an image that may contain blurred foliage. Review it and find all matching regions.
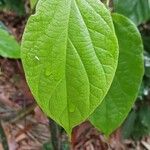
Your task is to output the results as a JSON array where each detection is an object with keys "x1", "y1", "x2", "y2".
[
  {"x1": 0, "y1": 22, "x2": 20, "y2": 58},
  {"x1": 122, "y1": 104, "x2": 150, "y2": 140},
  {"x1": 113, "y1": 0, "x2": 150, "y2": 25},
  {"x1": 122, "y1": 33, "x2": 150, "y2": 140},
  {"x1": 43, "y1": 142, "x2": 53, "y2": 150},
  {"x1": 0, "y1": 0, "x2": 25, "y2": 15},
  {"x1": 113, "y1": 0, "x2": 150, "y2": 140},
  {"x1": 122, "y1": 23, "x2": 150, "y2": 140}
]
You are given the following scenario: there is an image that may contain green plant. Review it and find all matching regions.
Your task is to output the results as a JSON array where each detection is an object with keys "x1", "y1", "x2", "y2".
[
  {"x1": 113, "y1": 0, "x2": 150, "y2": 140},
  {"x1": 21, "y1": 0, "x2": 144, "y2": 139},
  {"x1": 0, "y1": 24, "x2": 20, "y2": 58},
  {"x1": 90, "y1": 13, "x2": 144, "y2": 135}
]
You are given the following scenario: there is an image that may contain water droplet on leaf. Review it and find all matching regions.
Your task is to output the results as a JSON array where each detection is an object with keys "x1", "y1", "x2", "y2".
[{"x1": 35, "y1": 56, "x2": 40, "y2": 61}]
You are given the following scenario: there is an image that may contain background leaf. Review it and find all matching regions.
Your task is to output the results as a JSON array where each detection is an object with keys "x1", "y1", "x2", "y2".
[
  {"x1": 0, "y1": 27, "x2": 20, "y2": 58},
  {"x1": 113, "y1": 0, "x2": 150, "y2": 25},
  {"x1": 21, "y1": 0, "x2": 118, "y2": 134},
  {"x1": 122, "y1": 105, "x2": 150, "y2": 140},
  {"x1": 90, "y1": 13, "x2": 144, "y2": 135},
  {"x1": 0, "y1": 0, "x2": 25, "y2": 16},
  {"x1": 121, "y1": 110, "x2": 137, "y2": 139}
]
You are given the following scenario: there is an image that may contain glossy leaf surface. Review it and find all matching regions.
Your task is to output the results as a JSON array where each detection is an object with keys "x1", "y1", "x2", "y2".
[
  {"x1": 21, "y1": 0, "x2": 118, "y2": 134},
  {"x1": 90, "y1": 13, "x2": 144, "y2": 135}
]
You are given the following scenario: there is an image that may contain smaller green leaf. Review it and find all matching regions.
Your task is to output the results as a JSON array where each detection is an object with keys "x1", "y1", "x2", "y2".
[
  {"x1": 139, "y1": 105, "x2": 150, "y2": 130},
  {"x1": 0, "y1": 28, "x2": 20, "y2": 58},
  {"x1": 89, "y1": 13, "x2": 144, "y2": 135}
]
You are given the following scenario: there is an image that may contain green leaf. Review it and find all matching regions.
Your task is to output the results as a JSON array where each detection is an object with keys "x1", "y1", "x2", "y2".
[
  {"x1": 0, "y1": 28, "x2": 20, "y2": 58},
  {"x1": 113, "y1": 0, "x2": 150, "y2": 25},
  {"x1": 21, "y1": 0, "x2": 118, "y2": 134},
  {"x1": 0, "y1": 0, "x2": 5, "y2": 5},
  {"x1": 90, "y1": 13, "x2": 144, "y2": 135},
  {"x1": 139, "y1": 105, "x2": 150, "y2": 131},
  {"x1": 122, "y1": 110, "x2": 137, "y2": 139}
]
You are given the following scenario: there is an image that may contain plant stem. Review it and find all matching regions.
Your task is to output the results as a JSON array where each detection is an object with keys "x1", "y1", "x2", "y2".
[
  {"x1": 9, "y1": 103, "x2": 36, "y2": 123},
  {"x1": 49, "y1": 118, "x2": 61, "y2": 150},
  {"x1": 0, "y1": 121, "x2": 9, "y2": 150},
  {"x1": 102, "y1": 0, "x2": 110, "y2": 7}
]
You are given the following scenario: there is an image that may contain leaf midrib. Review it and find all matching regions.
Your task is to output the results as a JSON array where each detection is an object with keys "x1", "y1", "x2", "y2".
[{"x1": 64, "y1": 0, "x2": 109, "y2": 130}]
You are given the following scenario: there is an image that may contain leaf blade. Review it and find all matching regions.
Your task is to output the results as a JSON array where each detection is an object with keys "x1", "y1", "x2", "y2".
[
  {"x1": 0, "y1": 28, "x2": 20, "y2": 58},
  {"x1": 90, "y1": 13, "x2": 144, "y2": 135},
  {"x1": 21, "y1": 0, "x2": 118, "y2": 134}
]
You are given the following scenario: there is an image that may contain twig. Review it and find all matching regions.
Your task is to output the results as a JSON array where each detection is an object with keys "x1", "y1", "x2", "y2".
[
  {"x1": 0, "y1": 121, "x2": 9, "y2": 150},
  {"x1": 49, "y1": 118, "x2": 61, "y2": 150},
  {"x1": 101, "y1": 0, "x2": 110, "y2": 7},
  {"x1": 9, "y1": 103, "x2": 36, "y2": 123}
]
